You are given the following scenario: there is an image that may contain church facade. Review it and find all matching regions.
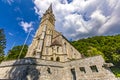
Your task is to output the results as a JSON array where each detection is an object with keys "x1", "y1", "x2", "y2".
[
  {"x1": 0, "y1": 5, "x2": 117, "y2": 80},
  {"x1": 25, "y1": 4, "x2": 81, "y2": 62}
]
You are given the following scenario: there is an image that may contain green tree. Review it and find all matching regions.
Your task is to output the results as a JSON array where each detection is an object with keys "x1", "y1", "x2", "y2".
[
  {"x1": 71, "y1": 35, "x2": 120, "y2": 77},
  {"x1": 0, "y1": 29, "x2": 6, "y2": 63},
  {"x1": 86, "y1": 47, "x2": 105, "y2": 58},
  {"x1": 71, "y1": 35, "x2": 120, "y2": 66},
  {"x1": 6, "y1": 45, "x2": 28, "y2": 60}
]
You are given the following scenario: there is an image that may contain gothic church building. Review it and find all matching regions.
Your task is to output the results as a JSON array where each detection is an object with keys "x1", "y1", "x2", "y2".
[{"x1": 0, "y1": 5, "x2": 117, "y2": 80}]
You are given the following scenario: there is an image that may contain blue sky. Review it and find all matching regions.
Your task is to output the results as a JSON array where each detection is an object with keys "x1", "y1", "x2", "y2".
[
  {"x1": 0, "y1": 0, "x2": 120, "y2": 54},
  {"x1": 0, "y1": 0, "x2": 39, "y2": 54}
]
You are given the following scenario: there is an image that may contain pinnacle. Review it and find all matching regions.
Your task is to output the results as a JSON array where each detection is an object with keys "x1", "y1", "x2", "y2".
[{"x1": 47, "y1": 3, "x2": 53, "y2": 13}]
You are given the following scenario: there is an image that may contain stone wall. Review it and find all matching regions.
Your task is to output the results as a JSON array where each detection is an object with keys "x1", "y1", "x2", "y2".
[
  {"x1": 0, "y1": 56, "x2": 117, "y2": 80},
  {"x1": 64, "y1": 55, "x2": 117, "y2": 80},
  {"x1": 0, "y1": 58, "x2": 64, "y2": 80}
]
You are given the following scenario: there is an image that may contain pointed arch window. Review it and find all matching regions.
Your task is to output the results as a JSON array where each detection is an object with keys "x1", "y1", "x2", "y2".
[
  {"x1": 57, "y1": 47, "x2": 59, "y2": 52},
  {"x1": 51, "y1": 57, "x2": 53, "y2": 61},
  {"x1": 33, "y1": 51, "x2": 36, "y2": 56},
  {"x1": 64, "y1": 42, "x2": 67, "y2": 54},
  {"x1": 56, "y1": 57, "x2": 60, "y2": 61}
]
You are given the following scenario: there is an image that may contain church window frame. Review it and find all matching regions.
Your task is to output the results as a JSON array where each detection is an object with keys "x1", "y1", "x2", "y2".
[
  {"x1": 56, "y1": 57, "x2": 60, "y2": 61},
  {"x1": 57, "y1": 47, "x2": 59, "y2": 53},
  {"x1": 51, "y1": 57, "x2": 53, "y2": 61},
  {"x1": 33, "y1": 51, "x2": 36, "y2": 56},
  {"x1": 47, "y1": 67, "x2": 52, "y2": 74},
  {"x1": 71, "y1": 68, "x2": 76, "y2": 80},
  {"x1": 79, "y1": 67, "x2": 86, "y2": 73},
  {"x1": 90, "y1": 65, "x2": 98, "y2": 72},
  {"x1": 64, "y1": 42, "x2": 67, "y2": 54}
]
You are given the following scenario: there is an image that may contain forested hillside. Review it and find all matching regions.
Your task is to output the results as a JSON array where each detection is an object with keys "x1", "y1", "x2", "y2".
[{"x1": 71, "y1": 35, "x2": 120, "y2": 77}]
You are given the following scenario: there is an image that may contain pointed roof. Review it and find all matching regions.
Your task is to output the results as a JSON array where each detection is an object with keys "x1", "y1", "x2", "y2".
[
  {"x1": 48, "y1": 4, "x2": 52, "y2": 12},
  {"x1": 46, "y1": 3, "x2": 53, "y2": 13}
]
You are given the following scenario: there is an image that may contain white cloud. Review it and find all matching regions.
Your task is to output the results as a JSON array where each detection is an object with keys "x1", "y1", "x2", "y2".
[
  {"x1": 19, "y1": 21, "x2": 34, "y2": 33},
  {"x1": 91, "y1": 10, "x2": 107, "y2": 24},
  {"x1": 33, "y1": 0, "x2": 120, "y2": 40},
  {"x1": 2, "y1": 0, "x2": 14, "y2": 5},
  {"x1": 8, "y1": 32, "x2": 13, "y2": 36}
]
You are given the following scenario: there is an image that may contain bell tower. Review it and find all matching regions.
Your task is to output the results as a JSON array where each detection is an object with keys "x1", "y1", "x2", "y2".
[
  {"x1": 35, "y1": 4, "x2": 55, "y2": 37},
  {"x1": 26, "y1": 4, "x2": 55, "y2": 58},
  {"x1": 41, "y1": 4, "x2": 55, "y2": 27},
  {"x1": 26, "y1": 4, "x2": 81, "y2": 62}
]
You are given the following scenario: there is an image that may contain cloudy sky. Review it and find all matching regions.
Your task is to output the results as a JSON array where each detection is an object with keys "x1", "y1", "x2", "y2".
[{"x1": 0, "y1": 0, "x2": 120, "y2": 54}]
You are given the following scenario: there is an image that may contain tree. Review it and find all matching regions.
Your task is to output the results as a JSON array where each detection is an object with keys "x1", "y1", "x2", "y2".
[
  {"x1": 86, "y1": 47, "x2": 105, "y2": 58},
  {"x1": 6, "y1": 45, "x2": 28, "y2": 60},
  {"x1": 71, "y1": 35, "x2": 120, "y2": 66},
  {"x1": 0, "y1": 29, "x2": 6, "y2": 62},
  {"x1": 71, "y1": 35, "x2": 120, "y2": 77}
]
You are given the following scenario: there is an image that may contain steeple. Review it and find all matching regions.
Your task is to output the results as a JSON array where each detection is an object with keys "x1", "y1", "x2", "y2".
[
  {"x1": 46, "y1": 3, "x2": 53, "y2": 13},
  {"x1": 41, "y1": 4, "x2": 55, "y2": 26},
  {"x1": 26, "y1": 4, "x2": 56, "y2": 59},
  {"x1": 25, "y1": 3, "x2": 81, "y2": 62}
]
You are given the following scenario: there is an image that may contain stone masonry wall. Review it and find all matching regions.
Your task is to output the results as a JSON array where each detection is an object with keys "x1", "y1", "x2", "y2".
[{"x1": 0, "y1": 56, "x2": 117, "y2": 80}]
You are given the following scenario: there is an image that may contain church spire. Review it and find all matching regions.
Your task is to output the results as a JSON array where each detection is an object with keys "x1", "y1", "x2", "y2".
[
  {"x1": 41, "y1": 3, "x2": 55, "y2": 26},
  {"x1": 48, "y1": 4, "x2": 52, "y2": 12},
  {"x1": 46, "y1": 3, "x2": 53, "y2": 13}
]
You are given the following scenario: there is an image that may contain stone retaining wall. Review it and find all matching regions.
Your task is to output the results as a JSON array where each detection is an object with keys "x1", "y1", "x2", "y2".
[{"x1": 0, "y1": 55, "x2": 117, "y2": 80}]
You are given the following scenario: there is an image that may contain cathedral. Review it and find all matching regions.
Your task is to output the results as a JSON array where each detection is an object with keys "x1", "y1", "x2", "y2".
[
  {"x1": 25, "y1": 4, "x2": 81, "y2": 62},
  {"x1": 0, "y1": 4, "x2": 117, "y2": 80}
]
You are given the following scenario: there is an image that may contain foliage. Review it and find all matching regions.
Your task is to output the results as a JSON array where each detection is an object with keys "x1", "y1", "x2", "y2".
[
  {"x1": 6, "y1": 45, "x2": 28, "y2": 60},
  {"x1": 86, "y1": 47, "x2": 105, "y2": 58},
  {"x1": 71, "y1": 35, "x2": 120, "y2": 66},
  {"x1": 71, "y1": 35, "x2": 120, "y2": 77},
  {"x1": 0, "y1": 29, "x2": 6, "y2": 63},
  {"x1": 111, "y1": 67, "x2": 120, "y2": 77}
]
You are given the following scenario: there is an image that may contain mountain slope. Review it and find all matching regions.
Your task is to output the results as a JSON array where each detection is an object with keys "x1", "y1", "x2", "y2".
[{"x1": 71, "y1": 35, "x2": 120, "y2": 77}]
